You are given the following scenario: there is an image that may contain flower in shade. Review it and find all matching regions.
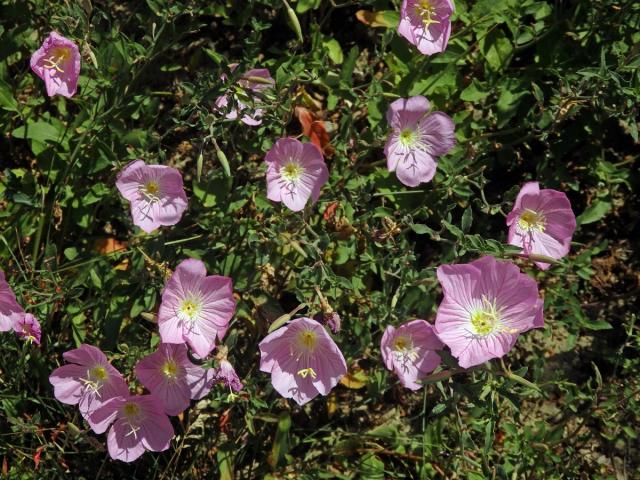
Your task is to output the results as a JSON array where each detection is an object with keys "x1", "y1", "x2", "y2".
[
  {"x1": 259, "y1": 317, "x2": 347, "y2": 406},
  {"x1": 134, "y1": 343, "x2": 214, "y2": 416},
  {"x1": 30, "y1": 32, "x2": 81, "y2": 98},
  {"x1": 506, "y1": 182, "x2": 577, "y2": 270},
  {"x1": 385, "y1": 96, "x2": 455, "y2": 187},
  {"x1": 89, "y1": 395, "x2": 174, "y2": 462},
  {"x1": 13, "y1": 313, "x2": 41, "y2": 345},
  {"x1": 265, "y1": 138, "x2": 329, "y2": 212},
  {"x1": 158, "y1": 259, "x2": 236, "y2": 358},
  {"x1": 214, "y1": 65, "x2": 275, "y2": 126},
  {"x1": 381, "y1": 320, "x2": 443, "y2": 390},
  {"x1": 49, "y1": 344, "x2": 129, "y2": 426},
  {"x1": 435, "y1": 256, "x2": 543, "y2": 369},
  {"x1": 398, "y1": 0, "x2": 454, "y2": 56},
  {"x1": 0, "y1": 269, "x2": 24, "y2": 332},
  {"x1": 212, "y1": 346, "x2": 243, "y2": 393},
  {"x1": 115, "y1": 160, "x2": 188, "y2": 234}
]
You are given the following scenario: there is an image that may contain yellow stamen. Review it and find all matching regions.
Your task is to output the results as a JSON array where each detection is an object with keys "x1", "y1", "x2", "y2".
[
  {"x1": 416, "y1": 0, "x2": 440, "y2": 28},
  {"x1": 122, "y1": 402, "x2": 141, "y2": 418},
  {"x1": 399, "y1": 129, "x2": 417, "y2": 147},
  {"x1": 180, "y1": 299, "x2": 199, "y2": 318},
  {"x1": 162, "y1": 360, "x2": 179, "y2": 379},
  {"x1": 297, "y1": 330, "x2": 318, "y2": 351},
  {"x1": 90, "y1": 366, "x2": 108, "y2": 380},
  {"x1": 43, "y1": 47, "x2": 72, "y2": 74},
  {"x1": 518, "y1": 209, "x2": 546, "y2": 232},
  {"x1": 281, "y1": 162, "x2": 304, "y2": 182},
  {"x1": 297, "y1": 368, "x2": 317, "y2": 379}
]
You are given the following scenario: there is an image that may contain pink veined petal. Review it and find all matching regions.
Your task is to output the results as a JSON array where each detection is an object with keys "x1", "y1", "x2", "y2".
[
  {"x1": 49, "y1": 364, "x2": 87, "y2": 405},
  {"x1": 88, "y1": 396, "x2": 125, "y2": 435},
  {"x1": 393, "y1": 148, "x2": 438, "y2": 187},
  {"x1": 270, "y1": 362, "x2": 319, "y2": 406},
  {"x1": 140, "y1": 408, "x2": 174, "y2": 452},
  {"x1": 419, "y1": 112, "x2": 456, "y2": 156},
  {"x1": 530, "y1": 230, "x2": 570, "y2": 269},
  {"x1": 266, "y1": 164, "x2": 283, "y2": 202},
  {"x1": 380, "y1": 326, "x2": 396, "y2": 371},
  {"x1": 513, "y1": 182, "x2": 540, "y2": 209},
  {"x1": 386, "y1": 96, "x2": 430, "y2": 130},
  {"x1": 107, "y1": 419, "x2": 146, "y2": 462},
  {"x1": 183, "y1": 321, "x2": 216, "y2": 358},
  {"x1": 309, "y1": 340, "x2": 347, "y2": 395},
  {"x1": 436, "y1": 263, "x2": 480, "y2": 311},
  {"x1": 185, "y1": 365, "x2": 214, "y2": 400},
  {"x1": 62, "y1": 344, "x2": 107, "y2": 366},
  {"x1": 258, "y1": 325, "x2": 291, "y2": 373}
]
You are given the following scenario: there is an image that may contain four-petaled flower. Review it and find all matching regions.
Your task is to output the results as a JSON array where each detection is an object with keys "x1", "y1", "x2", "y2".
[
  {"x1": 158, "y1": 259, "x2": 236, "y2": 358},
  {"x1": 435, "y1": 256, "x2": 544, "y2": 369},
  {"x1": 385, "y1": 95, "x2": 455, "y2": 187},
  {"x1": 259, "y1": 317, "x2": 347, "y2": 406},
  {"x1": 381, "y1": 319, "x2": 443, "y2": 390},
  {"x1": 398, "y1": 0, "x2": 455, "y2": 56},
  {"x1": 115, "y1": 160, "x2": 188, "y2": 234},
  {"x1": 30, "y1": 32, "x2": 81, "y2": 98},
  {"x1": 265, "y1": 138, "x2": 329, "y2": 212},
  {"x1": 507, "y1": 182, "x2": 577, "y2": 270}
]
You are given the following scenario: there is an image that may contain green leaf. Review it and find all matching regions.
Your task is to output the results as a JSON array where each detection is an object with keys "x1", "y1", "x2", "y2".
[
  {"x1": 577, "y1": 200, "x2": 612, "y2": 225},
  {"x1": 460, "y1": 79, "x2": 491, "y2": 102},
  {"x1": 12, "y1": 121, "x2": 62, "y2": 144},
  {"x1": 481, "y1": 29, "x2": 513, "y2": 71},
  {"x1": 323, "y1": 38, "x2": 344, "y2": 64},
  {"x1": 461, "y1": 206, "x2": 473, "y2": 233},
  {"x1": 0, "y1": 79, "x2": 18, "y2": 112}
]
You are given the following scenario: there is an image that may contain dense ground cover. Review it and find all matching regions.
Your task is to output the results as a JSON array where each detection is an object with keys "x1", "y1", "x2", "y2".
[{"x1": 0, "y1": 0, "x2": 639, "y2": 478}]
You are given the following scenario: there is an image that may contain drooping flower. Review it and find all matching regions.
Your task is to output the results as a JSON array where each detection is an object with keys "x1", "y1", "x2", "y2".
[
  {"x1": 384, "y1": 96, "x2": 455, "y2": 187},
  {"x1": 265, "y1": 138, "x2": 329, "y2": 212},
  {"x1": 380, "y1": 320, "x2": 443, "y2": 390},
  {"x1": 49, "y1": 344, "x2": 129, "y2": 426},
  {"x1": 259, "y1": 317, "x2": 347, "y2": 406},
  {"x1": 0, "y1": 269, "x2": 24, "y2": 332},
  {"x1": 158, "y1": 259, "x2": 236, "y2": 358},
  {"x1": 30, "y1": 32, "x2": 81, "y2": 98},
  {"x1": 115, "y1": 160, "x2": 188, "y2": 234},
  {"x1": 214, "y1": 65, "x2": 275, "y2": 126},
  {"x1": 212, "y1": 346, "x2": 243, "y2": 393},
  {"x1": 398, "y1": 0, "x2": 454, "y2": 56},
  {"x1": 13, "y1": 313, "x2": 41, "y2": 345},
  {"x1": 435, "y1": 256, "x2": 543, "y2": 369},
  {"x1": 506, "y1": 182, "x2": 577, "y2": 270},
  {"x1": 134, "y1": 343, "x2": 214, "y2": 416},
  {"x1": 89, "y1": 394, "x2": 174, "y2": 463}
]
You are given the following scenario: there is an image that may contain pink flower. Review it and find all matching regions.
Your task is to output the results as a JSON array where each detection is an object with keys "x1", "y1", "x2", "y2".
[
  {"x1": 506, "y1": 182, "x2": 577, "y2": 270},
  {"x1": 158, "y1": 259, "x2": 236, "y2": 358},
  {"x1": 265, "y1": 138, "x2": 329, "y2": 212},
  {"x1": 214, "y1": 359, "x2": 243, "y2": 393},
  {"x1": 49, "y1": 344, "x2": 129, "y2": 426},
  {"x1": 398, "y1": 0, "x2": 454, "y2": 56},
  {"x1": 435, "y1": 256, "x2": 543, "y2": 369},
  {"x1": 115, "y1": 160, "x2": 188, "y2": 234},
  {"x1": 13, "y1": 313, "x2": 41, "y2": 345},
  {"x1": 384, "y1": 96, "x2": 455, "y2": 187},
  {"x1": 214, "y1": 66, "x2": 275, "y2": 126},
  {"x1": 259, "y1": 317, "x2": 347, "y2": 406},
  {"x1": 134, "y1": 343, "x2": 214, "y2": 415},
  {"x1": 89, "y1": 394, "x2": 174, "y2": 462},
  {"x1": 0, "y1": 269, "x2": 24, "y2": 332},
  {"x1": 30, "y1": 32, "x2": 81, "y2": 98},
  {"x1": 380, "y1": 320, "x2": 443, "y2": 390}
]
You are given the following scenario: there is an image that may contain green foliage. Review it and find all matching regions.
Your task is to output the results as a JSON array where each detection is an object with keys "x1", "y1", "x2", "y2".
[{"x1": 0, "y1": 0, "x2": 639, "y2": 478}]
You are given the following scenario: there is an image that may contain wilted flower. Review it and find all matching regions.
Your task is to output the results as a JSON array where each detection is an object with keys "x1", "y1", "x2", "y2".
[
  {"x1": 381, "y1": 320, "x2": 443, "y2": 390},
  {"x1": 89, "y1": 395, "x2": 174, "y2": 463},
  {"x1": 265, "y1": 138, "x2": 329, "y2": 212},
  {"x1": 398, "y1": 0, "x2": 454, "y2": 56},
  {"x1": 115, "y1": 160, "x2": 188, "y2": 234},
  {"x1": 214, "y1": 65, "x2": 275, "y2": 126},
  {"x1": 134, "y1": 343, "x2": 214, "y2": 415},
  {"x1": 13, "y1": 313, "x2": 41, "y2": 345},
  {"x1": 214, "y1": 360, "x2": 243, "y2": 393},
  {"x1": 158, "y1": 259, "x2": 236, "y2": 358},
  {"x1": 385, "y1": 96, "x2": 455, "y2": 187},
  {"x1": 259, "y1": 317, "x2": 347, "y2": 406},
  {"x1": 0, "y1": 269, "x2": 24, "y2": 332},
  {"x1": 507, "y1": 181, "x2": 577, "y2": 269},
  {"x1": 30, "y1": 32, "x2": 81, "y2": 98},
  {"x1": 435, "y1": 256, "x2": 543, "y2": 369},
  {"x1": 49, "y1": 344, "x2": 129, "y2": 426}
]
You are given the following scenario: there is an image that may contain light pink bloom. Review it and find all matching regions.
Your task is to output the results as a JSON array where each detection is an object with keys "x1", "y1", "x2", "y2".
[
  {"x1": 259, "y1": 317, "x2": 347, "y2": 406},
  {"x1": 158, "y1": 259, "x2": 236, "y2": 358},
  {"x1": 398, "y1": 0, "x2": 454, "y2": 56},
  {"x1": 115, "y1": 160, "x2": 188, "y2": 234},
  {"x1": 214, "y1": 66, "x2": 274, "y2": 126},
  {"x1": 435, "y1": 256, "x2": 543, "y2": 369},
  {"x1": 30, "y1": 32, "x2": 81, "y2": 98},
  {"x1": 134, "y1": 343, "x2": 214, "y2": 415},
  {"x1": 385, "y1": 96, "x2": 455, "y2": 187},
  {"x1": 214, "y1": 359, "x2": 243, "y2": 393},
  {"x1": 89, "y1": 394, "x2": 174, "y2": 463},
  {"x1": 265, "y1": 138, "x2": 329, "y2": 212},
  {"x1": 13, "y1": 313, "x2": 41, "y2": 345},
  {"x1": 381, "y1": 320, "x2": 443, "y2": 390},
  {"x1": 0, "y1": 269, "x2": 24, "y2": 332},
  {"x1": 49, "y1": 344, "x2": 129, "y2": 426},
  {"x1": 506, "y1": 182, "x2": 577, "y2": 270}
]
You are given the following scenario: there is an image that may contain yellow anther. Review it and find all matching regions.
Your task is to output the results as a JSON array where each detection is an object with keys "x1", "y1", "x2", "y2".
[{"x1": 297, "y1": 368, "x2": 317, "y2": 379}]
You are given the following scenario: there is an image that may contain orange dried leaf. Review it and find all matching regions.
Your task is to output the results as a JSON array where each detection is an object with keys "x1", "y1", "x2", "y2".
[{"x1": 339, "y1": 369, "x2": 368, "y2": 389}]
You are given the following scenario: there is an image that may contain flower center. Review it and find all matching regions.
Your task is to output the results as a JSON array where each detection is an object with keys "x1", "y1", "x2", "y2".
[
  {"x1": 518, "y1": 209, "x2": 546, "y2": 232},
  {"x1": 470, "y1": 296, "x2": 501, "y2": 336},
  {"x1": 399, "y1": 128, "x2": 418, "y2": 147},
  {"x1": 140, "y1": 180, "x2": 161, "y2": 202},
  {"x1": 90, "y1": 366, "x2": 108, "y2": 381},
  {"x1": 43, "y1": 46, "x2": 72, "y2": 73},
  {"x1": 415, "y1": 0, "x2": 440, "y2": 28},
  {"x1": 161, "y1": 360, "x2": 179, "y2": 379},
  {"x1": 296, "y1": 329, "x2": 318, "y2": 352},
  {"x1": 122, "y1": 402, "x2": 141, "y2": 419},
  {"x1": 393, "y1": 334, "x2": 412, "y2": 352},
  {"x1": 281, "y1": 161, "x2": 304, "y2": 182},
  {"x1": 179, "y1": 298, "x2": 201, "y2": 322}
]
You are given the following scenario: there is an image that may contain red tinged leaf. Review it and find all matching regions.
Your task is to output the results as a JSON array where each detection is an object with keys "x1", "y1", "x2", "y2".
[
  {"x1": 295, "y1": 106, "x2": 335, "y2": 158},
  {"x1": 33, "y1": 446, "x2": 44, "y2": 470},
  {"x1": 323, "y1": 201, "x2": 340, "y2": 221}
]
